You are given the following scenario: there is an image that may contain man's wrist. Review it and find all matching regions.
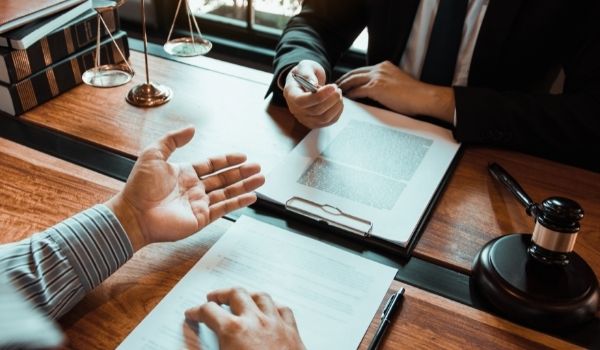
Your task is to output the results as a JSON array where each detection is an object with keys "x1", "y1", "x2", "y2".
[
  {"x1": 105, "y1": 195, "x2": 146, "y2": 252},
  {"x1": 419, "y1": 84, "x2": 455, "y2": 124}
]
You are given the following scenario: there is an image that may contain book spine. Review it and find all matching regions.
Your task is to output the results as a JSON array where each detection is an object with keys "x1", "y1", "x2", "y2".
[
  {"x1": 2, "y1": 8, "x2": 119, "y2": 84},
  {"x1": 6, "y1": 32, "x2": 129, "y2": 117}
]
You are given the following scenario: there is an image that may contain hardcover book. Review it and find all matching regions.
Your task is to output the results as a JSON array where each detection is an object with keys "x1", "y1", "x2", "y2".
[
  {"x1": 0, "y1": 0, "x2": 86, "y2": 34},
  {"x1": 0, "y1": 0, "x2": 92, "y2": 50},
  {"x1": 0, "y1": 30, "x2": 129, "y2": 117},
  {"x1": 0, "y1": 8, "x2": 119, "y2": 84}
]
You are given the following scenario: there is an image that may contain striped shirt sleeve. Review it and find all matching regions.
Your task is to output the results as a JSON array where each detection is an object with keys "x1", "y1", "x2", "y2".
[{"x1": 0, "y1": 204, "x2": 133, "y2": 320}]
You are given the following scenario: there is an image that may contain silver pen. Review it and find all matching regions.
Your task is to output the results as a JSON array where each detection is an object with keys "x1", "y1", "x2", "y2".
[{"x1": 291, "y1": 72, "x2": 320, "y2": 93}]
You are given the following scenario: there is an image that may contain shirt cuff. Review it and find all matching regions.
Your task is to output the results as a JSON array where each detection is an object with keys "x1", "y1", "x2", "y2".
[
  {"x1": 277, "y1": 65, "x2": 295, "y2": 91},
  {"x1": 49, "y1": 204, "x2": 134, "y2": 292},
  {"x1": 453, "y1": 108, "x2": 457, "y2": 127}
]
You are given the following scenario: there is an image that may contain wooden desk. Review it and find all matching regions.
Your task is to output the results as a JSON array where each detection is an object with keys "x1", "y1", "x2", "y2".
[
  {"x1": 2, "y1": 43, "x2": 598, "y2": 348},
  {"x1": 17, "y1": 51, "x2": 304, "y2": 174},
  {"x1": 0, "y1": 140, "x2": 578, "y2": 349},
  {"x1": 0, "y1": 138, "x2": 122, "y2": 243},
  {"x1": 18, "y1": 50, "x2": 600, "y2": 279}
]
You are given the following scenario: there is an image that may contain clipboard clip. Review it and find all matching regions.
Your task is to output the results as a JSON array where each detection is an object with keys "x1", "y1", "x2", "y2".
[{"x1": 285, "y1": 196, "x2": 373, "y2": 237}]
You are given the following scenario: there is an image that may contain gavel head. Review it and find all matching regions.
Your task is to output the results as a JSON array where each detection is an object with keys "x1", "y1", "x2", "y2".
[{"x1": 528, "y1": 197, "x2": 584, "y2": 266}]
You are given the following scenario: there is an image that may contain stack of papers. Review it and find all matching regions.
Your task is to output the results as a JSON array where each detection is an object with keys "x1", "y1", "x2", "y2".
[{"x1": 118, "y1": 216, "x2": 397, "y2": 350}]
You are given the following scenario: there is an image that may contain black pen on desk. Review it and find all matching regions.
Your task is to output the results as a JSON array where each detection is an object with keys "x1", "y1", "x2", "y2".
[
  {"x1": 291, "y1": 72, "x2": 320, "y2": 93},
  {"x1": 367, "y1": 287, "x2": 405, "y2": 350}
]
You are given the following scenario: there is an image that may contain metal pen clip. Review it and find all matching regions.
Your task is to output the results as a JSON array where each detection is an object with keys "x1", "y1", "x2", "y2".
[
  {"x1": 381, "y1": 293, "x2": 397, "y2": 318},
  {"x1": 381, "y1": 288, "x2": 405, "y2": 318}
]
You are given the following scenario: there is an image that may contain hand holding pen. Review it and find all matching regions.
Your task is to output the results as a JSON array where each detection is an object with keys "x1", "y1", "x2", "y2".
[
  {"x1": 283, "y1": 59, "x2": 344, "y2": 129},
  {"x1": 292, "y1": 72, "x2": 320, "y2": 93}
]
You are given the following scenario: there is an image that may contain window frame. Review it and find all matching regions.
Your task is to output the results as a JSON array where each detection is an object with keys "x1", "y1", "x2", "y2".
[{"x1": 121, "y1": 0, "x2": 367, "y2": 75}]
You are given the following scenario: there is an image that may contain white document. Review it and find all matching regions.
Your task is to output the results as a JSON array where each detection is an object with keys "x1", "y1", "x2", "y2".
[
  {"x1": 258, "y1": 98, "x2": 461, "y2": 246},
  {"x1": 118, "y1": 215, "x2": 397, "y2": 350}
]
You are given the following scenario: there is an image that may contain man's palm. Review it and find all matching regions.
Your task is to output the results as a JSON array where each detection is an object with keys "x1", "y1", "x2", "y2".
[{"x1": 116, "y1": 127, "x2": 264, "y2": 248}]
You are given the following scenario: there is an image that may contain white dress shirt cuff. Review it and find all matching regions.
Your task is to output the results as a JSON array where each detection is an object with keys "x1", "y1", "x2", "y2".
[
  {"x1": 453, "y1": 108, "x2": 458, "y2": 127},
  {"x1": 277, "y1": 65, "x2": 296, "y2": 91}
]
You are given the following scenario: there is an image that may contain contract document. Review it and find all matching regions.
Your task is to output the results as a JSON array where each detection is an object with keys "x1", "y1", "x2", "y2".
[
  {"x1": 258, "y1": 98, "x2": 461, "y2": 247},
  {"x1": 118, "y1": 215, "x2": 397, "y2": 350}
]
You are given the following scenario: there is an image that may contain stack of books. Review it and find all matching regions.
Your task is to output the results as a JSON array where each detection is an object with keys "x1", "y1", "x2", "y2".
[{"x1": 0, "y1": 0, "x2": 131, "y2": 117}]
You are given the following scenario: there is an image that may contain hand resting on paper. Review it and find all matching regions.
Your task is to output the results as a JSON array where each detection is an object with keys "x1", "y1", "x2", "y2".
[
  {"x1": 336, "y1": 60, "x2": 455, "y2": 124},
  {"x1": 105, "y1": 126, "x2": 265, "y2": 252},
  {"x1": 185, "y1": 287, "x2": 306, "y2": 350}
]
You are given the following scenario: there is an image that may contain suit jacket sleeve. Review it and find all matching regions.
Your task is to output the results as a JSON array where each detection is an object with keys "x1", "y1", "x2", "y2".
[
  {"x1": 453, "y1": 4, "x2": 600, "y2": 172},
  {"x1": 267, "y1": 0, "x2": 368, "y2": 102}
]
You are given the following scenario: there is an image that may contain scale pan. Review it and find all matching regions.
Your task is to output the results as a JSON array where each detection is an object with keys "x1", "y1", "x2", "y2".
[{"x1": 164, "y1": 37, "x2": 212, "y2": 57}]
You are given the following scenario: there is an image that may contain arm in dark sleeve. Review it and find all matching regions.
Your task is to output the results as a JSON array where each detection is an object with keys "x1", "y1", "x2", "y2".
[
  {"x1": 267, "y1": 0, "x2": 368, "y2": 101},
  {"x1": 453, "y1": 5, "x2": 600, "y2": 172}
]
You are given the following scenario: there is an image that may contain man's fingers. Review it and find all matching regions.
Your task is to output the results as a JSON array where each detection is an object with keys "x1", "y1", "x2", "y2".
[
  {"x1": 289, "y1": 84, "x2": 338, "y2": 109},
  {"x1": 336, "y1": 65, "x2": 372, "y2": 84},
  {"x1": 185, "y1": 301, "x2": 232, "y2": 335},
  {"x1": 208, "y1": 193, "x2": 257, "y2": 222},
  {"x1": 193, "y1": 153, "x2": 247, "y2": 177},
  {"x1": 208, "y1": 173, "x2": 265, "y2": 205},
  {"x1": 251, "y1": 292, "x2": 277, "y2": 316},
  {"x1": 202, "y1": 163, "x2": 261, "y2": 192},
  {"x1": 319, "y1": 102, "x2": 344, "y2": 127},
  {"x1": 337, "y1": 72, "x2": 371, "y2": 92},
  {"x1": 303, "y1": 88, "x2": 343, "y2": 117},
  {"x1": 207, "y1": 287, "x2": 260, "y2": 316},
  {"x1": 277, "y1": 305, "x2": 299, "y2": 327},
  {"x1": 298, "y1": 99, "x2": 343, "y2": 129},
  {"x1": 147, "y1": 126, "x2": 195, "y2": 160},
  {"x1": 345, "y1": 85, "x2": 370, "y2": 100}
]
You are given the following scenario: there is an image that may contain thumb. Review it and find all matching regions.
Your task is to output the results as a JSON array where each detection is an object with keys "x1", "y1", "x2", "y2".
[
  {"x1": 296, "y1": 60, "x2": 326, "y2": 86},
  {"x1": 151, "y1": 125, "x2": 195, "y2": 160}
]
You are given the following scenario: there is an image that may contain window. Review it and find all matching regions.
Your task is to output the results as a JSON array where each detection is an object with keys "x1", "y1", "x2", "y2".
[
  {"x1": 190, "y1": 0, "x2": 302, "y2": 31},
  {"x1": 189, "y1": 0, "x2": 367, "y2": 52},
  {"x1": 120, "y1": 0, "x2": 367, "y2": 71}
]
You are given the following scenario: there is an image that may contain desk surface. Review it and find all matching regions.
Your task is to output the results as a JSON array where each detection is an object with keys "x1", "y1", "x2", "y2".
[
  {"x1": 0, "y1": 138, "x2": 122, "y2": 244},
  {"x1": 2, "y1": 43, "x2": 599, "y2": 349},
  {"x1": 0, "y1": 140, "x2": 579, "y2": 349},
  {"x1": 18, "y1": 50, "x2": 600, "y2": 278}
]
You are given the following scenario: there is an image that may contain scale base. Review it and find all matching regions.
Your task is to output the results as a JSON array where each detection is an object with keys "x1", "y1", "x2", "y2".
[
  {"x1": 472, "y1": 234, "x2": 599, "y2": 330},
  {"x1": 126, "y1": 82, "x2": 172, "y2": 107}
]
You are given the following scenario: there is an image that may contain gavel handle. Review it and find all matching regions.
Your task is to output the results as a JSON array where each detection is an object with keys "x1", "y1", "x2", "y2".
[{"x1": 488, "y1": 163, "x2": 538, "y2": 216}]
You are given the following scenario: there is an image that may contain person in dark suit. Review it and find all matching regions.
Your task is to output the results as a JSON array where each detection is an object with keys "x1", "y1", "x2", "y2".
[{"x1": 268, "y1": 0, "x2": 600, "y2": 172}]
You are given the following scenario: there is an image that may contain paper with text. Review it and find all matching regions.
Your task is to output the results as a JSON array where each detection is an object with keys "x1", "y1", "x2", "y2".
[
  {"x1": 258, "y1": 98, "x2": 460, "y2": 246},
  {"x1": 118, "y1": 215, "x2": 397, "y2": 350}
]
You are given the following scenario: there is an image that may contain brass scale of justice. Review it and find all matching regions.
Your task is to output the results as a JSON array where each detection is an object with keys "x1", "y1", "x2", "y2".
[{"x1": 82, "y1": 0, "x2": 212, "y2": 106}]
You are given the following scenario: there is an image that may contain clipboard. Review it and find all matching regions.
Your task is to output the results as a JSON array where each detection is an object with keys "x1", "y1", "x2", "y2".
[{"x1": 255, "y1": 146, "x2": 463, "y2": 258}]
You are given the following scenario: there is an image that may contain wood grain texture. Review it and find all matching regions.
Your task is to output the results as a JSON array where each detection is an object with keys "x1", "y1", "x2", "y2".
[
  {"x1": 414, "y1": 147, "x2": 600, "y2": 279},
  {"x1": 19, "y1": 51, "x2": 306, "y2": 173},
  {"x1": 358, "y1": 281, "x2": 582, "y2": 350},
  {"x1": 0, "y1": 137, "x2": 122, "y2": 243},
  {"x1": 18, "y1": 50, "x2": 600, "y2": 280}
]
